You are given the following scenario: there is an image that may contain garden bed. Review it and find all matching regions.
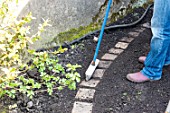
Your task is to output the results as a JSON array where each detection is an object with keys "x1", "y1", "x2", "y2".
[{"x1": 0, "y1": 5, "x2": 170, "y2": 113}]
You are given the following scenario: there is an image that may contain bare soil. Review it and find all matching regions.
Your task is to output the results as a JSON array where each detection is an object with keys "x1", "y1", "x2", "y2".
[{"x1": 0, "y1": 6, "x2": 170, "y2": 113}]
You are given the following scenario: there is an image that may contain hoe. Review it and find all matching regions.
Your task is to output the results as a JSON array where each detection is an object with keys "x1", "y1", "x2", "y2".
[{"x1": 85, "y1": 0, "x2": 112, "y2": 81}]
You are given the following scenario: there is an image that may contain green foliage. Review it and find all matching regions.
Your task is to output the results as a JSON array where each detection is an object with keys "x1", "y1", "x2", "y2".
[
  {"x1": 50, "y1": 46, "x2": 68, "y2": 54},
  {"x1": 0, "y1": 0, "x2": 81, "y2": 99},
  {"x1": 29, "y1": 51, "x2": 81, "y2": 94}
]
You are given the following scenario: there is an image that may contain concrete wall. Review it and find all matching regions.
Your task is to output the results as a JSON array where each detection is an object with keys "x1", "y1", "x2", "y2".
[
  {"x1": 16, "y1": 0, "x2": 147, "y2": 49},
  {"x1": 18, "y1": 0, "x2": 106, "y2": 49}
]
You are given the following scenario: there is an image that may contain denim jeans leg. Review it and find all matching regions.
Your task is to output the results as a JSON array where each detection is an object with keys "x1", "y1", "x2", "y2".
[
  {"x1": 141, "y1": 0, "x2": 170, "y2": 80},
  {"x1": 165, "y1": 44, "x2": 170, "y2": 65}
]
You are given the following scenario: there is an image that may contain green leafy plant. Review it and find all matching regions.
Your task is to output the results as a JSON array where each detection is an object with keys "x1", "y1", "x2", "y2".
[
  {"x1": 29, "y1": 51, "x2": 81, "y2": 95},
  {"x1": 0, "y1": 0, "x2": 49, "y2": 82},
  {"x1": 0, "y1": 0, "x2": 81, "y2": 99}
]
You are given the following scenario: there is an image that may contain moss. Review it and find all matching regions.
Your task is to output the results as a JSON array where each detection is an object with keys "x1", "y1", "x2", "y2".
[{"x1": 52, "y1": 23, "x2": 101, "y2": 45}]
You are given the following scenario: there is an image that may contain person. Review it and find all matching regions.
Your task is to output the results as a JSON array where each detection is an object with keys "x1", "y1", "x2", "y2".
[{"x1": 126, "y1": 0, "x2": 170, "y2": 83}]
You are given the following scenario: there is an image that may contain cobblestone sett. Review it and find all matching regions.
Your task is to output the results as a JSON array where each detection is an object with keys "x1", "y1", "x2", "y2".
[
  {"x1": 135, "y1": 28, "x2": 145, "y2": 32},
  {"x1": 128, "y1": 31, "x2": 140, "y2": 37},
  {"x1": 108, "y1": 48, "x2": 124, "y2": 55},
  {"x1": 80, "y1": 79, "x2": 100, "y2": 87},
  {"x1": 115, "y1": 42, "x2": 129, "y2": 49},
  {"x1": 142, "y1": 22, "x2": 151, "y2": 29},
  {"x1": 101, "y1": 53, "x2": 118, "y2": 61},
  {"x1": 120, "y1": 37, "x2": 134, "y2": 43},
  {"x1": 72, "y1": 102, "x2": 93, "y2": 113},
  {"x1": 98, "y1": 60, "x2": 112, "y2": 68},
  {"x1": 93, "y1": 69, "x2": 106, "y2": 79},
  {"x1": 75, "y1": 88, "x2": 95, "y2": 100}
]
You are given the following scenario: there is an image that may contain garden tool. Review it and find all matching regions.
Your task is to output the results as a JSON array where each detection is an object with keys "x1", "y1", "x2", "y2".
[{"x1": 85, "y1": 0, "x2": 112, "y2": 81}]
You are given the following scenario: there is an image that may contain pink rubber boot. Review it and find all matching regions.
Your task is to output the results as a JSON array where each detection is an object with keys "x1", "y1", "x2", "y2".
[
  {"x1": 138, "y1": 56, "x2": 146, "y2": 63},
  {"x1": 126, "y1": 72, "x2": 150, "y2": 83}
]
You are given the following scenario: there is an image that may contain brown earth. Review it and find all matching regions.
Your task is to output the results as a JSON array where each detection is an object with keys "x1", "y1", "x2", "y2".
[{"x1": 0, "y1": 5, "x2": 170, "y2": 113}]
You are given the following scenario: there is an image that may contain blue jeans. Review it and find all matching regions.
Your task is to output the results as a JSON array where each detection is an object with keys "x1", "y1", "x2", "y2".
[{"x1": 141, "y1": 0, "x2": 170, "y2": 80}]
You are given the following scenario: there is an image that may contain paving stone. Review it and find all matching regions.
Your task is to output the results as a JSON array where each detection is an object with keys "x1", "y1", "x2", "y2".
[
  {"x1": 72, "y1": 101, "x2": 93, "y2": 113},
  {"x1": 128, "y1": 31, "x2": 140, "y2": 37},
  {"x1": 135, "y1": 28, "x2": 145, "y2": 32},
  {"x1": 80, "y1": 79, "x2": 100, "y2": 87},
  {"x1": 142, "y1": 22, "x2": 151, "y2": 29},
  {"x1": 93, "y1": 69, "x2": 106, "y2": 79},
  {"x1": 108, "y1": 48, "x2": 124, "y2": 55},
  {"x1": 115, "y1": 42, "x2": 129, "y2": 49},
  {"x1": 120, "y1": 37, "x2": 134, "y2": 43},
  {"x1": 101, "y1": 53, "x2": 118, "y2": 61},
  {"x1": 75, "y1": 88, "x2": 95, "y2": 100},
  {"x1": 98, "y1": 60, "x2": 112, "y2": 68}
]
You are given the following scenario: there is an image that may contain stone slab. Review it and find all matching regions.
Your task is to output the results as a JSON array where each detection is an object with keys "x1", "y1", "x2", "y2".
[
  {"x1": 98, "y1": 60, "x2": 112, "y2": 69},
  {"x1": 72, "y1": 102, "x2": 93, "y2": 113},
  {"x1": 142, "y1": 22, "x2": 151, "y2": 29},
  {"x1": 120, "y1": 37, "x2": 134, "y2": 43},
  {"x1": 108, "y1": 48, "x2": 124, "y2": 55},
  {"x1": 101, "y1": 53, "x2": 118, "y2": 61},
  {"x1": 115, "y1": 42, "x2": 129, "y2": 49},
  {"x1": 75, "y1": 88, "x2": 95, "y2": 100},
  {"x1": 93, "y1": 69, "x2": 106, "y2": 79},
  {"x1": 128, "y1": 31, "x2": 140, "y2": 37},
  {"x1": 135, "y1": 28, "x2": 145, "y2": 32},
  {"x1": 80, "y1": 79, "x2": 100, "y2": 88}
]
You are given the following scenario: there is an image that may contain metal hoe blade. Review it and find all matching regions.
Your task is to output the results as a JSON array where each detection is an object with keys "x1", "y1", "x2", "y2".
[{"x1": 85, "y1": 59, "x2": 99, "y2": 81}]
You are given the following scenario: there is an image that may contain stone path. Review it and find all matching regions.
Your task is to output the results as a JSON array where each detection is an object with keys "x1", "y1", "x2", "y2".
[{"x1": 71, "y1": 27, "x2": 146, "y2": 113}]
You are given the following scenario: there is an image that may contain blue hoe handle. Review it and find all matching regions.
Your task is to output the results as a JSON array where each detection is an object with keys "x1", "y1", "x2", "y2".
[{"x1": 93, "y1": 0, "x2": 112, "y2": 62}]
